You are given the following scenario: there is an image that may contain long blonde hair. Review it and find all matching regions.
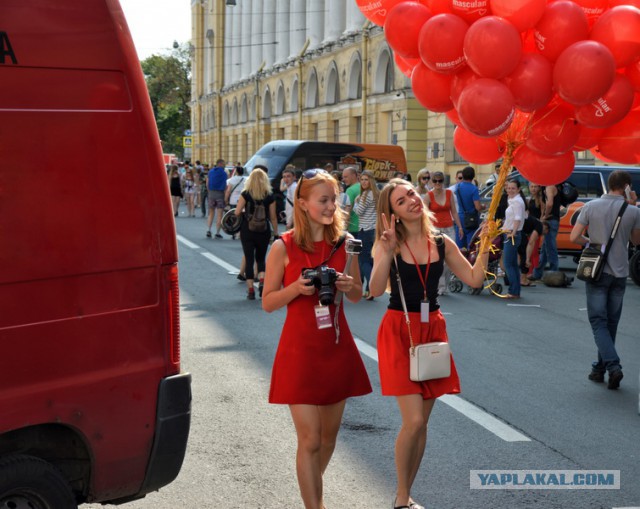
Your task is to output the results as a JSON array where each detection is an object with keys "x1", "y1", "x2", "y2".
[
  {"x1": 244, "y1": 168, "x2": 272, "y2": 200},
  {"x1": 356, "y1": 170, "x2": 380, "y2": 207},
  {"x1": 293, "y1": 171, "x2": 344, "y2": 253},
  {"x1": 416, "y1": 168, "x2": 431, "y2": 195},
  {"x1": 375, "y1": 178, "x2": 434, "y2": 252}
]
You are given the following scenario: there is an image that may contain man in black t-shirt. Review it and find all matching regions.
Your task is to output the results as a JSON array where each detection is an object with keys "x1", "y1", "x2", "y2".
[{"x1": 530, "y1": 185, "x2": 561, "y2": 280}]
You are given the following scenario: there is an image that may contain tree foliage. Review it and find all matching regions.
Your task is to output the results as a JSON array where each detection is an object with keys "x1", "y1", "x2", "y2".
[{"x1": 141, "y1": 44, "x2": 191, "y2": 159}]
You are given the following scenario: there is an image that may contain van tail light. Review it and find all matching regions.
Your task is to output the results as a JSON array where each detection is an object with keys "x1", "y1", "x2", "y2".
[{"x1": 165, "y1": 264, "x2": 181, "y2": 370}]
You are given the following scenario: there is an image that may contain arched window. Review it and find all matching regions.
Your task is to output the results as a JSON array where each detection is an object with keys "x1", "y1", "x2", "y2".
[
  {"x1": 374, "y1": 46, "x2": 394, "y2": 94},
  {"x1": 240, "y1": 94, "x2": 248, "y2": 123},
  {"x1": 263, "y1": 87, "x2": 272, "y2": 119},
  {"x1": 325, "y1": 63, "x2": 340, "y2": 105},
  {"x1": 347, "y1": 52, "x2": 362, "y2": 100},
  {"x1": 222, "y1": 101, "x2": 230, "y2": 126},
  {"x1": 231, "y1": 98, "x2": 238, "y2": 125},
  {"x1": 276, "y1": 81, "x2": 285, "y2": 116},
  {"x1": 290, "y1": 78, "x2": 299, "y2": 112},
  {"x1": 305, "y1": 68, "x2": 319, "y2": 109}
]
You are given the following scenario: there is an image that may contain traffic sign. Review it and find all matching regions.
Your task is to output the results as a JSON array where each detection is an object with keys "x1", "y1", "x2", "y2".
[{"x1": 183, "y1": 136, "x2": 192, "y2": 148}]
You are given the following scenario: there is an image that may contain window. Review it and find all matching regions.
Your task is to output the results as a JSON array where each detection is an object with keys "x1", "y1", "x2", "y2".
[
  {"x1": 569, "y1": 172, "x2": 605, "y2": 198},
  {"x1": 333, "y1": 120, "x2": 340, "y2": 142}
]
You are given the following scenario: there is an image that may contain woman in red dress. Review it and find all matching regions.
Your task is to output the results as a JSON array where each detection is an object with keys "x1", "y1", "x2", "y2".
[
  {"x1": 262, "y1": 169, "x2": 372, "y2": 509},
  {"x1": 369, "y1": 179, "x2": 493, "y2": 509}
]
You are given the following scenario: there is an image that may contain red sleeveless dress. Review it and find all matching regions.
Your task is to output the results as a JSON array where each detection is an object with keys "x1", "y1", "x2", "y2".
[{"x1": 269, "y1": 231, "x2": 372, "y2": 405}]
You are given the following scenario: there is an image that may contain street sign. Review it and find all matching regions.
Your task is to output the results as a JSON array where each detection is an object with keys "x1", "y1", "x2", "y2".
[
  {"x1": 184, "y1": 129, "x2": 191, "y2": 136},
  {"x1": 183, "y1": 136, "x2": 192, "y2": 148}
]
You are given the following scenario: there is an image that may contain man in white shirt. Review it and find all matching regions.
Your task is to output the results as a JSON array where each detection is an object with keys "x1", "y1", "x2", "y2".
[{"x1": 279, "y1": 166, "x2": 297, "y2": 229}]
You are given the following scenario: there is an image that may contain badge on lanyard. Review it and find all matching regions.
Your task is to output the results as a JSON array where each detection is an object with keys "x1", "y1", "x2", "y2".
[
  {"x1": 405, "y1": 239, "x2": 432, "y2": 323},
  {"x1": 314, "y1": 304, "x2": 333, "y2": 329}
]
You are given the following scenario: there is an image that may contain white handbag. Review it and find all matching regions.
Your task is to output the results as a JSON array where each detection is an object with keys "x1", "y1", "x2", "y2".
[{"x1": 394, "y1": 256, "x2": 451, "y2": 382}]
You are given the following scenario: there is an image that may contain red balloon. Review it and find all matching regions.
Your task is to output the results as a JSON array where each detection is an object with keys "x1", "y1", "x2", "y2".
[
  {"x1": 553, "y1": 41, "x2": 616, "y2": 105},
  {"x1": 394, "y1": 54, "x2": 421, "y2": 78},
  {"x1": 533, "y1": 1, "x2": 589, "y2": 62},
  {"x1": 610, "y1": 0, "x2": 640, "y2": 7},
  {"x1": 355, "y1": 0, "x2": 406, "y2": 26},
  {"x1": 573, "y1": 126, "x2": 605, "y2": 151},
  {"x1": 598, "y1": 110, "x2": 640, "y2": 163},
  {"x1": 590, "y1": 6, "x2": 640, "y2": 68},
  {"x1": 453, "y1": 126, "x2": 504, "y2": 164},
  {"x1": 575, "y1": 74, "x2": 635, "y2": 129},
  {"x1": 384, "y1": 2, "x2": 433, "y2": 59},
  {"x1": 514, "y1": 146, "x2": 575, "y2": 186},
  {"x1": 503, "y1": 52, "x2": 553, "y2": 112},
  {"x1": 446, "y1": 108, "x2": 462, "y2": 126},
  {"x1": 571, "y1": 0, "x2": 609, "y2": 27},
  {"x1": 626, "y1": 60, "x2": 640, "y2": 92},
  {"x1": 451, "y1": 0, "x2": 490, "y2": 23},
  {"x1": 450, "y1": 67, "x2": 481, "y2": 108},
  {"x1": 464, "y1": 16, "x2": 522, "y2": 79},
  {"x1": 590, "y1": 147, "x2": 617, "y2": 163},
  {"x1": 419, "y1": 14, "x2": 468, "y2": 74},
  {"x1": 411, "y1": 62, "x2": 454, "y2": 112},
  {"x1": 526, "y1": 104, "x2": 580, "y2": 156},
  {"x1": 425, "y1": 0, "x2": 453, "y2": 14},
  {"x1": 457, "y1": 78, "x2": 516, "y2": 137},
  {"x1": 489, "y1": 0, "x2": 546, "y2": 32}
]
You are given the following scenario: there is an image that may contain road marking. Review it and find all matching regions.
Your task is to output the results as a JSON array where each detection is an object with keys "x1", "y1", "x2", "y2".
[
  {"x1": 507, "y1": 304, "x2": 541, "y2": 308},
  {"x1": 195, "y1": 239, "x2": 532, "y2": 444},
  {"x1": 355, "y1": 334, "x2": 530, "y2": 442},
  {"x1": 176, "y1": 234, "x2": 201, "y2": 250},
  {"x1": 439, "y1": 395, "x2": 530, "y2": 442},
  {"x1": 201, "y1": 252, "x2": 239, "y2": 273}
]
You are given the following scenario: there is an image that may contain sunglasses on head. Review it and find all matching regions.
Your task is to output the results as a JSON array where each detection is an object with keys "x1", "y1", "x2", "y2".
[
  {"x1": 432, "y1": 179, "x2": 444, "y2": 183},
  {"x1": 296, "y1": 168, "x2": 329, "y2": 198}
]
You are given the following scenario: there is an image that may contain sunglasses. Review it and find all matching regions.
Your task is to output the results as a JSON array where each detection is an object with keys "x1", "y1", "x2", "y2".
[
  {"x1": 457, "y1": 176, "x2": 463, "y2": 180},
  {"x1": 421, "y1": 176, "x2": 430, "y2": 181},
  {"x1": 296, "y1": 168, "x2": 328, "y2": 198},
  {"x1": 432, "y1": 179, "x2": 444, "y2": 183}
]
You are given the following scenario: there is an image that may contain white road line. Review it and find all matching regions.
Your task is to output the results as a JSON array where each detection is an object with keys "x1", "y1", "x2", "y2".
[
  {"x1": 201, "y1": 252, "x2": 239, "y2": 273},
  {"x1": 507, "y1": 304, "x2": 542, "y2": 308},
  {"x1": 196, "y1": 242, "x2": 531, "y2": 443},
  {"x1": 439, "y1": 395, "x2": 530, "y2": 442},
  {"x1": 176, "y1": 234, "x2": 201, "y2": 250}
]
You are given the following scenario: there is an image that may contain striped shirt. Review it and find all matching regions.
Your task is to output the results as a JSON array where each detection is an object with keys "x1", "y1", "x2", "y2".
[{"x1": 354, "y1": 190, "x2": 377, "y2": 232}]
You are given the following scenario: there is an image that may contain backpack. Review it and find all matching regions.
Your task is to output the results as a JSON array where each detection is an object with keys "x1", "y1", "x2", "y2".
[
  {"x1": 557, "y1": 181, "x2": 578, "y2": 206},
  {"x1": 247, "y1": 197, "x2": 267, "y2": 232}
]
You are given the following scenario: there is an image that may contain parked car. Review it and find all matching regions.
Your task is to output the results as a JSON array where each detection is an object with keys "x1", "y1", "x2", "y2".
[{"x1": 479, "y1": 165, "x2": 640, "y2": 257}]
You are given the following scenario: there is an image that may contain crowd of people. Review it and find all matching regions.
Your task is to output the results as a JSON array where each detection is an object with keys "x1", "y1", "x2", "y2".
[{"x1": 170, "y1": 159, "x2": 639, "y2": 509}]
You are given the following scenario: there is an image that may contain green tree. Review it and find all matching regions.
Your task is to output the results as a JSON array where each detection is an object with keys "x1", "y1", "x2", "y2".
[{"x1": 141, "y1": 44, "x2": 191, "y2": 159}]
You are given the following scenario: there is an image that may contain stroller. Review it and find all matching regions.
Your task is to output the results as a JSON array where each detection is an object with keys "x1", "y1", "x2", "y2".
[{"x1": 448, "y1": 228, "x2": 504, "y2": 296}]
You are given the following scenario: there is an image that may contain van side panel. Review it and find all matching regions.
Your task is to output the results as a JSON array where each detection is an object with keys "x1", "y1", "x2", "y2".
[{"x1": 0, "y1": 0, "x2": 183, "y2": 502}]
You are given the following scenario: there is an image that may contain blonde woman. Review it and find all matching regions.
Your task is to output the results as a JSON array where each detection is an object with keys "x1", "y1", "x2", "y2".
[
  {"x1": 423, "y1": 171, "x2": 464, "y2": 295},
  {"x1": 415, "y1": 168, "x2": 431, "y2": 198},
  {"x1": 369, "y1": 179, "x2": 493, "y2": 509},
  {"x1": 262, "y1": 169, "x2": 371, "y2": 509},
  {"x1": 234, "y1": 166, "x2": 278, "y2": 299},
  {"x1": 354, "y1": 170, "x2": 380, "y2": 300}
]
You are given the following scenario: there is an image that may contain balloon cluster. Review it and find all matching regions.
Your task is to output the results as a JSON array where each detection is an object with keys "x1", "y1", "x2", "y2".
[{"x1": 356, "y1": 0, "x2": 640, "y2": 186}]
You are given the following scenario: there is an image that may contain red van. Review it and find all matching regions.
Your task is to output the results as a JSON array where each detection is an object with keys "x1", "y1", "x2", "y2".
[{"x1": 0, "y1": 1, "x2": 191, "y2": 507}]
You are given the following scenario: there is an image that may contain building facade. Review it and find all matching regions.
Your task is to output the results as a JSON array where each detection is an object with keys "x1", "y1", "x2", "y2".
[{"x1": 190, "y1": 0, "x2": 499, "y2": 181}]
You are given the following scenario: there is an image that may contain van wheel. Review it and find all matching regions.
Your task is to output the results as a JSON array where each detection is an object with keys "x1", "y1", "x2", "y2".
[
  {"x1": 0, "y1": 455, "x2": 77, "y2": 509},
  {"x1": 630, "y1": 251, "x2": 640, "y2": 287}
]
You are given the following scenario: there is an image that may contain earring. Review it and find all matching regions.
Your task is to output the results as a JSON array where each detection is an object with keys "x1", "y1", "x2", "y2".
[{"x1": 395, "y1": 217, "x2": 401, "y2": 224}]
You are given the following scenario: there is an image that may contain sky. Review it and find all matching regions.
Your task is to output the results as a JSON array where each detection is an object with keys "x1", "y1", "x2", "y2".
[{"x1": 119, "y1": 0, "x2": 192, "y2": 60}]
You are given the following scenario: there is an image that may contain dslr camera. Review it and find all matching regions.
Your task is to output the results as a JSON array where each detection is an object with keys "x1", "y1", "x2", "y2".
[{"x1": 302, "y1": 266, "x2": 338, "y2": 306}]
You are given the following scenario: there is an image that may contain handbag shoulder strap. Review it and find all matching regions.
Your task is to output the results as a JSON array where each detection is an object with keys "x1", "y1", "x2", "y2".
[
  {"x1": 602, "y1": 201, "x2": 629, "y2": 260},
  {"x1": 393, "y1": 255, "x2": 415, "y2": 352},
  {"x1": 456, "y1": 185, "x2": 469, "y2": 214}
]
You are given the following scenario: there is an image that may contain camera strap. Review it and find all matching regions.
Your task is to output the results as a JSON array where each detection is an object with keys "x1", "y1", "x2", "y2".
[{"x1": 319, "y1": 234, "x2": 347, "y2": 266}]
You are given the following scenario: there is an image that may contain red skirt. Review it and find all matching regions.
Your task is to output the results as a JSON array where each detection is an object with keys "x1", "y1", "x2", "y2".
[{"x1": 377, "y1": 309, "x2": 460, "y2": 398}]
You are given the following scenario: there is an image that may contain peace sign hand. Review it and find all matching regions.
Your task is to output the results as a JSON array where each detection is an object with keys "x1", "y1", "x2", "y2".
[{"x1": 379, "y1": 213, "x2": 398, "y2": 254}]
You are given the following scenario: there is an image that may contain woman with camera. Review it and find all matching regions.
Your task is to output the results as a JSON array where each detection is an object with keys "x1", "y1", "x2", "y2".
[
  {"x1": 369, "y1": 179, "x2": 493, "y2": 509},
  {"x1": 262, "y1": 169, "x2": 372, "y2": 509}
]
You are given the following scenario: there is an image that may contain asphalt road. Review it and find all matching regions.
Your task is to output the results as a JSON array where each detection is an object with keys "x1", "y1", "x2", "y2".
[{"x1": 89, "y1": 213, "x2": 640, "y2": 509}]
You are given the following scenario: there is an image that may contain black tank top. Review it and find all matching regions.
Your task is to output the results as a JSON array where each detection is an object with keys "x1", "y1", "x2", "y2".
[
  {"x1": 541, "y1": 188, "x2": 561, "y2": 220},
  {"x1": 388, "y1": 237, "x2": 445, "y2": 313}
]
